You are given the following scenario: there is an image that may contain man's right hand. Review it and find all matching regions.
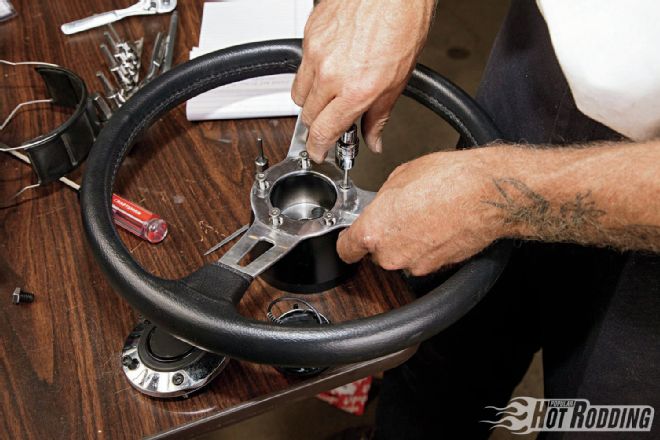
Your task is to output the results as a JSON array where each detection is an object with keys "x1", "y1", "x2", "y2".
[{"x1": 292, "y1": 0, "x2": 436, "y2": 162}]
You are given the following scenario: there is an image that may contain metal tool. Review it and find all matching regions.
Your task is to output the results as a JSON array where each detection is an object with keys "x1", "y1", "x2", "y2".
[
  {"x1": 335, "y1": 125, "x2": 359, "y2": 189},
  {"x1": 254, "y1": 137, "x2": 268, "y2": 173},
  {"x1": 97, "y1": 24, "x2": 143, "y2": 102},
  {"x1": 61, "y1": 0, "x2": 177, "y2": 35},
  {"x1": 5, "y1": 150, "x2": 168, "y2": 244},
  {"x1": 204, "y1": 224, "x2": 250, "y2": 256},
  {"x1": 96, "y1": 71, "x2": 124, "y2": 109},
  {"x1": 91, "y1": 91, "x2": 114, "y2": 122},
  {"x1": 144, "y1": 31, "x2": 165, "y2": 82},
  {"x1": 96, "y1": 14, "x2": 178, "y2": 110},
  {"x1": 11, "y1": 287, "x2": 34, "y2": 305},
  {"x1": 161, "y1": 11, "x2": 178, "y2": 73}
]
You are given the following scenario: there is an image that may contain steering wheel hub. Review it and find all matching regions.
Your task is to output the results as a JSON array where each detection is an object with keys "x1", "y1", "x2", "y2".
[{"x1": 217, "y1": 116, "x2": 375, "y2": 281}]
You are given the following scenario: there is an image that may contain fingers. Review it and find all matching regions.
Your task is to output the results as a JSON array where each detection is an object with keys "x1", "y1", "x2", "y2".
[
  {"x1": 360, "y1": 88, "x2": 400, "y2": 153},
  {"x1": 337, "y1": 223, "x2": 371, "y2": 264},
  {"x1": 300, "y1": 77, "x2": 334, "y2": 127},
  {"x1": 307, "y1": 97, "x2": 363, "y2": 162},
  {"x1": 291, "y1": 58, "x2": 314, "y2": 106},
  {"x1": 303, "y1": 83, "x2": 400, "y2": 161},
  {"x1": 338, "y1": 218, "x2": 409, "y2": 271}
]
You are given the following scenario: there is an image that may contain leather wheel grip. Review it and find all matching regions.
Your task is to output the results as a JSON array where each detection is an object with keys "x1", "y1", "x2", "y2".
[{"x1": 81, "y1": 39, "x2": 509, "y2": 367}]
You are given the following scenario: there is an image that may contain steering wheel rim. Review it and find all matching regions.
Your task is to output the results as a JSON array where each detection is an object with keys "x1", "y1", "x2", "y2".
[{"x1": 81, "y1": 39, "x2": 509, "y2": 367}]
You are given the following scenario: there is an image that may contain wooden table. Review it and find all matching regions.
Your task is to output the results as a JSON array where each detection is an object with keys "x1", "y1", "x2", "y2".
[{"x1": 0, "y1": 1, "x2": 417, "y2": 438}]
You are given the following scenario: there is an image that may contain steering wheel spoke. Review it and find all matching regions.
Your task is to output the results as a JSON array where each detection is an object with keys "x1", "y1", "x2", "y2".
[
  {"x1": 285, "y1": 113, "x2": 308, "y2": 159},
  {"x1": 218, "y1": 222, "x2": 300, "y2": 278},
  {"x1": 287, "y1": 113, "x2": 339, "y2": 164}
]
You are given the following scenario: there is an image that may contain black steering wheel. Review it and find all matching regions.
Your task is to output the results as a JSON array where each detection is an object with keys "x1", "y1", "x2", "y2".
[{"x1": 81, "y1": 39, "x2": 508, "y2": 367}]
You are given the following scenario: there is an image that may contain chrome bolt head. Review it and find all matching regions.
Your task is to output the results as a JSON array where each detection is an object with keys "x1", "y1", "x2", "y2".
[
  {"x1": 255, "y1": 172, "x2": 270, "y2": 191},
  {"x1": 172, "y1": 373, "x2": 185, "y2": 386},
  {"x1": 299, "y1": 150, "x2": 311, "y2": 170},
  {"x1": 269, "y1": 208, "x2": 283, "y2": 227},
  {"x1": 322, "y1": 211, "x2": 336, "y2": 226}
]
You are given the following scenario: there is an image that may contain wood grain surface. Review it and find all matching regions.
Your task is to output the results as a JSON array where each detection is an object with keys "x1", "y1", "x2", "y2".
[{"x1": 0, "y1": 1, "x2": 416, "y2": 438}]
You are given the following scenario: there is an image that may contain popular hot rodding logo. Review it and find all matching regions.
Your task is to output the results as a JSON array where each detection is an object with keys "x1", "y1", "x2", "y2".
[{"x1": 481, "y1": 397, "x2": 654, "y2": 434}]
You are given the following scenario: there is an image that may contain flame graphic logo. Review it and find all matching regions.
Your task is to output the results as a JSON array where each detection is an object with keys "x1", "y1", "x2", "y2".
[{"x1": 481, "y1": 397, "x2": 537, "y2": 434}]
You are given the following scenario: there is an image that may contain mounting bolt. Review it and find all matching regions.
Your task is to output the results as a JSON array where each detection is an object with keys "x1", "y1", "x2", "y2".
[
  {"x1": 11, "y1": 287, "x2": 34, "y2": 305},
  {"x1": 255, "y1": 138, "x2": 269, "y2": 173},
  {"x1": 172, "y1": 373, "x2": 185, "y2": 386},
  {"x1": 323, "y1": 211, "x2": 336, "y2": 226},
  {"x1": 269, "y1": 208, "x2": 283, "y2": 227},
  {"x1": 122, "y1": 355, "x2": 139, "y2": 370},
  {"x1": 299, "y1": 150, "x2": 311, "y2": 170},
  {"x1": 255, "y1": 172, "x2": 270, "y2": 193}
]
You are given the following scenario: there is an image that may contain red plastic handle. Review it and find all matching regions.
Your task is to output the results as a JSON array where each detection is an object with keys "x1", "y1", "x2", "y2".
[{"x1": 111, "y1": 194, "x2": 168, "y2": 244}]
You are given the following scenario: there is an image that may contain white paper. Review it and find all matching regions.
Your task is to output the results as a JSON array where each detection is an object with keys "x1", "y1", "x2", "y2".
[{"x1": 187, "y1": 0, "x2": 313, "y2": 121}]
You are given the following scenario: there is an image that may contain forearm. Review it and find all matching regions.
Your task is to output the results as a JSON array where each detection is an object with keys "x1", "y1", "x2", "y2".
[{"x1": 482, "y1": 141, "x2": 660, "y2": 252}]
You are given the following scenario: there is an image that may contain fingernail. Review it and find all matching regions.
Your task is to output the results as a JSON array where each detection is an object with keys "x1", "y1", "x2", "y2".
[
  {"x1": 373, "y1": 138, "x2": 383, "y2": 153},
  {"x1": 367, "y1": 137, "x2": 383, "y2": 153}
]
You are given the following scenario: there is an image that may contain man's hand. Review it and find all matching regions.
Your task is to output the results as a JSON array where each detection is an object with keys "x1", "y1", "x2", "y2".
[
  {"x1": 337, "y1": 141, "x2": 660, "y2": 275},
  {"x1": 292, "y1": 0, "x2": 436, "y2": 162},
  {"x1": 337, "y1": 149, "x2": 504, "y2": 276}
]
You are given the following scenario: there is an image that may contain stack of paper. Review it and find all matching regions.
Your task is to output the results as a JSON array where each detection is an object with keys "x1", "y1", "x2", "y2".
[{"x1": 186, "y1": 0, "x2": 313, "y2": 121}]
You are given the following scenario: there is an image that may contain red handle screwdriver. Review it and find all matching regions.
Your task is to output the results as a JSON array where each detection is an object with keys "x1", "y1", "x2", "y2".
[
  {"x1": 111, "y1": 194, "x2": 168, "y2": 243},
  {"x1": 8, "y1": 150, "x2": 168, "y2": 243}
]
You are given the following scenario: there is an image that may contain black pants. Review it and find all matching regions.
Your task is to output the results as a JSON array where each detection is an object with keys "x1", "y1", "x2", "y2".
[{"x1": 375, "y1": 1, "x2": 660, "y2": 438}]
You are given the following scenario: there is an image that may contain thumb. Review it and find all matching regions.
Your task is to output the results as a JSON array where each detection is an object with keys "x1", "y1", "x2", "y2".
[{"x1": 336, "y1": 225, "x2": 370, "y2": 264}]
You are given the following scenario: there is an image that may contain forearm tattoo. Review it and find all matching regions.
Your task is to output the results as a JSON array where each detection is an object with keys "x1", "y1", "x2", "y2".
[{"x1": 483, "y1": 177, "x2": 660, "y2": 252}]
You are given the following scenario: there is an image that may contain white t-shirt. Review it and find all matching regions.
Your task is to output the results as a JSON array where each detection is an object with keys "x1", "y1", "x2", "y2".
[{"x1": 537, "y1": 0, "x2": 660, "y2": 140}]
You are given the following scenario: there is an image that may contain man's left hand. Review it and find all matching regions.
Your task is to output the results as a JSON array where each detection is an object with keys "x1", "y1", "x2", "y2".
[{"x1": 336, "y1": 149, "x2": 504, "y2": 276}]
